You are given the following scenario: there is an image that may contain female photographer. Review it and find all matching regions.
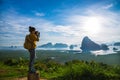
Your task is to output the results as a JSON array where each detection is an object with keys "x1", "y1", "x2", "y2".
[{"x1": 24, "y1": 26, "x2": 40, "y2": 73}]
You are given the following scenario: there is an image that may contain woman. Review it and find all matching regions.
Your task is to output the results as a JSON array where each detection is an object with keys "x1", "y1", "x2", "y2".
[{"x1": 24, "y1": 26, "x2": 40, "y2": 73}]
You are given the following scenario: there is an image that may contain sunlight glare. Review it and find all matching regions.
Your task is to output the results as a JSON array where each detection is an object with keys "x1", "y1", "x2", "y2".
[{"x1": 83, "y1": 16, "x2": 102, "y2": 34}]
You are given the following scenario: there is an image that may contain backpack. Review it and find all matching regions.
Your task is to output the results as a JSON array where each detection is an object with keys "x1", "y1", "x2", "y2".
[{"x1": 24, "y1": 35, "x2": 33, "y2": 49}]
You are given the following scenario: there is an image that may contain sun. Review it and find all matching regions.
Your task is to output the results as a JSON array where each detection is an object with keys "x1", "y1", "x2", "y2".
[{"x1": 83, "y1": 16, "x2": 102, "y2": 34}]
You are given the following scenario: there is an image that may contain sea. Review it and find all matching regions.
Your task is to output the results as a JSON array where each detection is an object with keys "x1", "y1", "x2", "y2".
[{"x1": 0, "y1": 46, "x2": 120, "y2": 65}]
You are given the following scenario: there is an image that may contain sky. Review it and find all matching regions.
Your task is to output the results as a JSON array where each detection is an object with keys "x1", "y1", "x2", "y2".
[{"x1": 0, "y1": 0, "x2": 120, "y2": 46}]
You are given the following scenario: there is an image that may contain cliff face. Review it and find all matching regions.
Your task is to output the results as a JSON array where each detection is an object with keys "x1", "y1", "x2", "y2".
[
  {"x1": 80, "y1": 36, "x2": 101, "y2": 51},
  {"x1": 80, "y1": 36, "x2": 109, "y2": 52}
]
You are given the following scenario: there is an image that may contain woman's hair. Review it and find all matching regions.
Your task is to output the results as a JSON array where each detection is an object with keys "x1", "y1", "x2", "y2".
[{"x1": 29, "y1": 26, "x2": 36, "y2": 32}]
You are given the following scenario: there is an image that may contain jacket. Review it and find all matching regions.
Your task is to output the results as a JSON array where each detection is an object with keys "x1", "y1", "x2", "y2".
[{"x1": 24, "y1": 33, "x2": 39, "y2": 49}]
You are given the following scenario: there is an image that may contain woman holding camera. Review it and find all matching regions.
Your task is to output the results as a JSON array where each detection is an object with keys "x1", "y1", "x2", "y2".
[{"x1": 24, "y1": 26, "x2": 40, "y2": 73}]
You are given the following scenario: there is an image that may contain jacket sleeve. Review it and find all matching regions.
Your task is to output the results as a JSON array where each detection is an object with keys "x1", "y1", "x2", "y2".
[{"x1": 31, "y1": 34, "x2": 39, "y2": 41}]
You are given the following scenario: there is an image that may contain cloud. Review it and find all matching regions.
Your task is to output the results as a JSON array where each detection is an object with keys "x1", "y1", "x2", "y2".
[
  {"x1": 0, "y1": 1, "x2": 120, "y2": 46},
  {"x1": 55, "y1": 3, "x2": 120, "y2": 43},
  {"x1": 102, "y1": 3, "x2": 113, "y2": 9},
  {"x1": 1, "y1": 9, "x2": 75, "y2": 46},
  {"x1": 1, "y1": 11, "x2": 83, "y2": 46},
  {"x1": 34, "y1": 12, "x2": 45, "y2": 16}
]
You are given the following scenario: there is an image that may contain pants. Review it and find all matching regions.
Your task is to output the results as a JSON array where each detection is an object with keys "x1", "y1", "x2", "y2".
[{"x1": 28, "y1": 49, "x2": 36, "y2": 73}]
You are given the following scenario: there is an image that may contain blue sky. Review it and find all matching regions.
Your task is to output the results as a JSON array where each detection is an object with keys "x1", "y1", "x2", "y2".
[{"x1": 0, "y1": 0, "x2": 120, "y2": 46}]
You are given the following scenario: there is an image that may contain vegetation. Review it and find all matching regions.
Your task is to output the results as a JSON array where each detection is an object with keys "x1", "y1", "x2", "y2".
[{"x1": 0, "y1": 57, "x2": 120, "y2": 80}]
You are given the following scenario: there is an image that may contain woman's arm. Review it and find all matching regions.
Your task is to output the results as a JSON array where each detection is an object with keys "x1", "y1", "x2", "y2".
[{"x1": 31, "y1": 34, "x2": 39, "y2": 41}]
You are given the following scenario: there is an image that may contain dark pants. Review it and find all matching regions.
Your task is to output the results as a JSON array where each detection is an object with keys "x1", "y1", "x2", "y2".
[{"x1": 28, "y1": 49, "x2": 36, "y2": 73}]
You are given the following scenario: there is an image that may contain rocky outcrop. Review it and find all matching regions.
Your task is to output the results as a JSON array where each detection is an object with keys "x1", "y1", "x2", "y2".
[
  {"x1": 114, "y1": 42, "x2": 120, "y2": 46},
  {"x1": 69, "y1": 45, "x2": 77, "y2": 50},
  {"x1": 101, "y1": 44, "x2": 109, "y2": 50},
  {"x1": 113, "y1": 47, "x2": 118, "y2": 51},
  {"x1": 69, "y1": 45, "x2": 74, "y2": 50},
  {"x1": 80, "y1": 36, "x2": 101, "y2": 51},
  {"x1": 80, "y1": 36, "x2": 109, "y2": 52}
]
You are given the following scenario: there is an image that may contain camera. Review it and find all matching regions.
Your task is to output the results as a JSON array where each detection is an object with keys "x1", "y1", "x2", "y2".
[{"x1": 35, "y1": 31, "x2": 40, "y2": 37}]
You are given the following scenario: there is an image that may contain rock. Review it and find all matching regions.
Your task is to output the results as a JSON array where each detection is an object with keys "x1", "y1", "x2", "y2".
[
  {"x1": 113, "y1": 47, "x2": 118, "y2": 51},
  {"x1": 114, "y1": 42, "x2": 120, "y2": 46},
  {"x1": 69, "y1": 45, "x2": 74, "y2": 50},
  {"x1": 101, "y1": 44, "x2": 109, "y2": 50},
  {"x1": 10, "y1": 46, "x2": 17, "y2": 48},
  {"x1": 28, "y1": 72, "x2": 39, "y2": 80},
  {"x1": 80, "y1": 36, "x2": 101, "y2": 52},
  {"x1": 69, "y1": 45, "x2": 77, "y2": 50}
]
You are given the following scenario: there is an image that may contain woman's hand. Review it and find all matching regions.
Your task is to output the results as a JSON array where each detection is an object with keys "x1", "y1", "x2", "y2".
[{"x1": 35, "y1": 31, "x2": 40, "y2": 37}]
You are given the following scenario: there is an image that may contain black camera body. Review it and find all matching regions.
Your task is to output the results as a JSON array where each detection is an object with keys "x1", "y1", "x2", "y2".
[{"x1": 35, "y1": 31, "x2": 40, "y2": 37}]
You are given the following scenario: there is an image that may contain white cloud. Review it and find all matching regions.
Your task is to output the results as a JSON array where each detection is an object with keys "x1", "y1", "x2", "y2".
[
  {"x1": 1, "y1": 2, "x2": 120, "y2": 46},
  {"x1": 1, "y1": 10, "x2": 74, "y2": 46},
  {"x1": 102, "y1": 3, "x2": 113, "y2": 9},
  {"x1": 35, "y1": 12, "x2": 45, "y2": 16},
  {"x1": 56, "y1": 4, "x2": 120, "y2": 43}
]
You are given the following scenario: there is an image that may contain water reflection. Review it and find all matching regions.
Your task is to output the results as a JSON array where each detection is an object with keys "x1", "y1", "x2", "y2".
[{"x1": 91, "y1": 46, "x2": 120, "y2": 56}]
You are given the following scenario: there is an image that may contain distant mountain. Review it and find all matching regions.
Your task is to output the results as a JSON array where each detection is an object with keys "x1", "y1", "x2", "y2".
[
  {"x1": 53, "y1": 43, "x2": 68, "y2": 48},
  {"x1": 69, "y1": 45, "x2": 74, "y2": 50},
  {"x1": 69, "y1": 45, "x2": 77, "y2": 50},
  {"x1": 39, "y1": 43, "x2": 68, "y2": 48},
  {"x1": 80, "y1": 36, "x2": 101, "y2": 51},
  {"x1": 9, "y1": 46, "x2": 17, "y2": 48},
  {"x1": 80, "y1": 36, "x2": 109, "y2": 52},
  {"x1": 114, "y1": 42, "x2": 120, "y2": 46},
  {"x1": 101, "y1": 44, "x2": 109, "y2": 50},
  {"x1": 39, "y1": 42, "x2": 53, "y2": 48}
]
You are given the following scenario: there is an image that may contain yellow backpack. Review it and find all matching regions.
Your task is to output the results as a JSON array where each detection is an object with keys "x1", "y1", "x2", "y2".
[{"x1": 24, "y1": 35, "x2": 33, "y2": 49}]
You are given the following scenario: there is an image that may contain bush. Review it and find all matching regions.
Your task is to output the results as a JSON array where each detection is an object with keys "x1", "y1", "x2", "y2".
[
  {"x1": 51, "y1": 60, "x2": 120, "y2": 80},
  {"x1": 35, "y1": 61, "x2": 48, "y2": 71},
  {"x1": 4, "y1": 59, "x2": 18, "y2": 66},
  {"x1": 1, "y1": 59, "x2": 120, "y2": 80}
]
